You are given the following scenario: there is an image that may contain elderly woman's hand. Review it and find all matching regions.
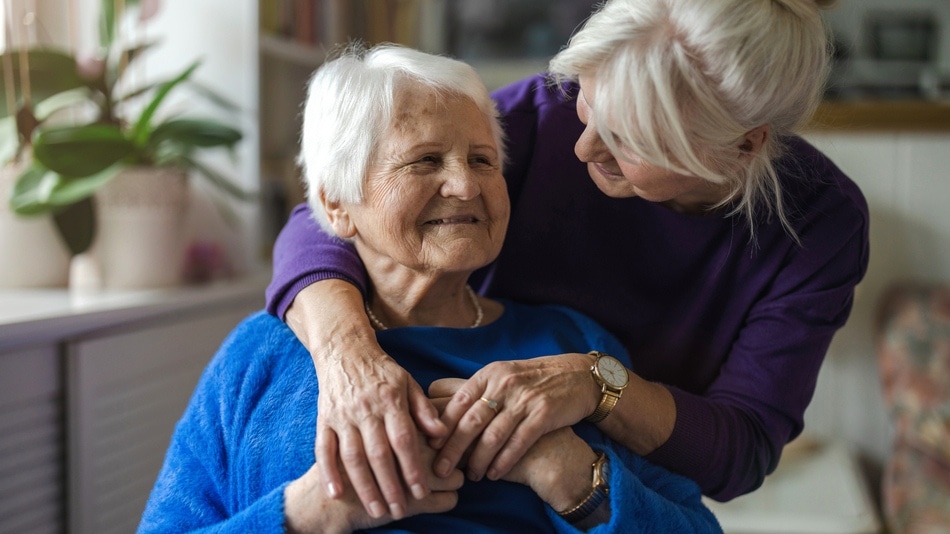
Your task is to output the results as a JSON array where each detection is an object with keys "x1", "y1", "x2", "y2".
[
  {"x1": 428, "y1": 354, "x2": 599, "y2": 481},
  {"x1": 285, "y1": 436, "x2": 465, "y2": 533},
  {"x1": 316, "y1": 349, "x2": 447, "y2": 518},
  {"x1": 289, "y1": 281, "x2": 449, "y2": 520},
  {"x1": 501, "y1": 427, "x2": 602, "y2": 516}
]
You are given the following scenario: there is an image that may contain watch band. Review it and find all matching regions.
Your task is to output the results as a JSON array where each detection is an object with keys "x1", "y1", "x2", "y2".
[
  {"x1": 586, "y1": 388, "x2": 621, "y2": 423},
  {"x1": 557, "y1": 451, "x2": 609, "y2": 524}
]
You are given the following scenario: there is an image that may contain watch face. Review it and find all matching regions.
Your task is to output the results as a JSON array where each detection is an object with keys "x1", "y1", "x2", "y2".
[{"x1": 597, "y1": 356, "x2": 628, "y2": 389}]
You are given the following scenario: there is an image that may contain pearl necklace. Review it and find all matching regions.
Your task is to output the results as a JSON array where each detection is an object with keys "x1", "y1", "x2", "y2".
[{"x1": 365, "y1": 285, "x2": 484, "y2": 330}]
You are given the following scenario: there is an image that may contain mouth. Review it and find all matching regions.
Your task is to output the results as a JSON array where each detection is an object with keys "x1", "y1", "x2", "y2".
[{"x1": 593, "y1": 163, "x2": 625, "y2": 181}]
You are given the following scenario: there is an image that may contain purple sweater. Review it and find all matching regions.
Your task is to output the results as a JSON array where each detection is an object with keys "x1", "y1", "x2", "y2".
[{"x1": 266, "y1": 74, "x2": 870, "y2": 501}]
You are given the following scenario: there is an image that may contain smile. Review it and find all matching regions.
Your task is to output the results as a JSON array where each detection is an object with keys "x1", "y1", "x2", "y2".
[
  {"x1": 594, "y1": 163, "x2": 625, "y2": 181},
  {"x1": 424, "y1": 217, "x2": 479, "y2": 225}
]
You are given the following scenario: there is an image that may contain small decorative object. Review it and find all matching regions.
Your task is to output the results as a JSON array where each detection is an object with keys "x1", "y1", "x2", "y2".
[{"x1": 1, "y1": 0, "x2": 252, "y2": 289}]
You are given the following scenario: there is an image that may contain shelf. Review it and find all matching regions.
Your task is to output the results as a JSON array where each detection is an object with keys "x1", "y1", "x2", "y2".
[
  {"x1": 808, "y1": 100, "x2": 950, "y2": 132},
  {"x1": 259, "y1": 33, "x2": 326, "y2": 68}
]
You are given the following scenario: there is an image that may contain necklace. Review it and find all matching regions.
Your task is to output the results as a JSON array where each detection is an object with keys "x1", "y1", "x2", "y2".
[{"x1": 365, "y1": 285, "x2": 484, "y2": 330}]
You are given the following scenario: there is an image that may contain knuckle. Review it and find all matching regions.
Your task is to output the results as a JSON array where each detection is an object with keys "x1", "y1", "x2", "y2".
[
  {"x1": 340, "y1": 446, "x2": 366, "y2": 465},
  {"x1": 479, "y1": 425, "x2": 506, "y2": 448}
]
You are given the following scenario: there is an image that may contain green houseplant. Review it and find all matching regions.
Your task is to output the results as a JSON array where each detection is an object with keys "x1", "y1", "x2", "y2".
[{"x1": 1, "y1": 0, "x2": 250, "y2": 257}]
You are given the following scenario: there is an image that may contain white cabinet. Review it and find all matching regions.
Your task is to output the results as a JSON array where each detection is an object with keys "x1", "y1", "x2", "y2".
[{"x1": 0, "y1": 276, "x2": 267, "y2": 533}]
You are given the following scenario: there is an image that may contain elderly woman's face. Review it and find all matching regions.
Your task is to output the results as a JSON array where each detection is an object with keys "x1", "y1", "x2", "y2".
[{"x1": 334, "y1": 89, "x2": 509, "y2": 276}]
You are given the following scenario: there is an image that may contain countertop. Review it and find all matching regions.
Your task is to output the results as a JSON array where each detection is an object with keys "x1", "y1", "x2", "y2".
[{"x1": 0, "y1": 273, "x2": 268, "y2": 352}]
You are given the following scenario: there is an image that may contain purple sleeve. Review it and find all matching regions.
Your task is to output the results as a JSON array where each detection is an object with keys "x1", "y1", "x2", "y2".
[
  {"x1": 265, "y1": 204, "x2": 368, "y2": 319},
  {"x1": 648, "y1": 167, "x2": 870, "y2": 500}
]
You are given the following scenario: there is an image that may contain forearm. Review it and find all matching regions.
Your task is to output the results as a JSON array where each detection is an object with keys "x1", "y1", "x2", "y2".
[
  {"x1": 286, "y1": 279, "x2": 375, "y2": 366},
  {"x1": 645, "y1": 388, "x2": 783, "y2": 501},
  {"x1": 596, "y1": 372, "x2": 676, "y2": 455}
]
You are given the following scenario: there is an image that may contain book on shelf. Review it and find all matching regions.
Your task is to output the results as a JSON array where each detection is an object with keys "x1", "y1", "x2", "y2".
[{"x1": 260, "y1": 0, "x2": 448, "y2": 52}]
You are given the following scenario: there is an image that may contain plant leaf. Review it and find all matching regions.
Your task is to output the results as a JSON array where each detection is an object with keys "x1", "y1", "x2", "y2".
[
  {"x1": 32, "y1": 124, "x2": 135, "y2": 177},
  {"x1": 185, "y1": 80, "x2": 242, "y2": 112},
  {"x1": 150, "y1": 119, "x2": 242, "y2": 150},
  {"x1": 10, "y1": 162, "x2": 121, "y2": 215},
  {"x1": 131, "y1": 61, "x2": 201, "y2": 147},
  {"x1": 0, "y1": 49, "x2": 89, "y2": 118},
  {"x1": 182, "y1": 155, "x2": 256, "y2": 202},
  {"x1": 52, "y1": 197, "x2": 96, "y2": 255},
  {"x1": 10, "y1": 164, "x2": 59, "y2": 215},
  {"x1": 47, "y1": 165, "x2": 123, "y2": 206}
]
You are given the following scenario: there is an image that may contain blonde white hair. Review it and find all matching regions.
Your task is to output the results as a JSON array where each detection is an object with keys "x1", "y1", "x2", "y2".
[
  {"x1": 298, "y1": 43, "x2": 506, "y2": 233},
  {"x1": 549, "y1": 0, "x2": 836, "y2": 241}
]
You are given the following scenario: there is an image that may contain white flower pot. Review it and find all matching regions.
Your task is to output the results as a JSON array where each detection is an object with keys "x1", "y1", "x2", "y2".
[
  {"x1": 90, "y1": 167, "x2": 189, "y2": 289},
  {"x1": 0, "y1": 160, "x2": 72, "y2": 288}
]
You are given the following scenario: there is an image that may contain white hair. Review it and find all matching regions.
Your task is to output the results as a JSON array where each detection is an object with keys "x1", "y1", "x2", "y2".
[
  {"x1": 549, "y1": 0, "x2": 836, "y2": 242},
  {"x1": 298, "y1": 43, "x2": 506, "y2": 234}
]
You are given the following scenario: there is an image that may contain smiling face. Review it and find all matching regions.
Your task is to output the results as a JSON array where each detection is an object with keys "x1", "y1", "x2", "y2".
[
  {"x1": 574, "y1": 75, "x2": 727, "y2": 213},
  {"x1": 323, "y1": 87, "x2": 509, "y2": 279}
]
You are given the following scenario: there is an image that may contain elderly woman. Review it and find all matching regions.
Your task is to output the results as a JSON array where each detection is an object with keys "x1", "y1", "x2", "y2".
[
  {"x1": 267, "y1": 0, "x2": 868, "y2": 514},
  {"x1": 137, "y1": 45, "x2": 721, "y2": 533}
]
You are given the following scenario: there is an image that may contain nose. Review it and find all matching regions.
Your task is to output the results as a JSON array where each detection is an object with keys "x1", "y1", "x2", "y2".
[
  {"x1": 575, "y1": 118, "x2": 610, "y2": 164},
  {"x1": 439, "y1": 164, "x2": 480, "y2": 201}
]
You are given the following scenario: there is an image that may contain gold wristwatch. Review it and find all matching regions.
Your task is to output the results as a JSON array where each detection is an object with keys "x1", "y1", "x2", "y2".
[
  {"x1": 585, "y1": 351, "x2": 629, "y2": 423},
  {"x1": 557, "y1": 451, "x2": 610, "y2": 523}
]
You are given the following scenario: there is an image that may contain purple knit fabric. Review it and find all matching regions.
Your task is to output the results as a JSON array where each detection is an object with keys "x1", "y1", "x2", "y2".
[{"x1": 265, "y1": 74, "x2": 869, "y2": 501}]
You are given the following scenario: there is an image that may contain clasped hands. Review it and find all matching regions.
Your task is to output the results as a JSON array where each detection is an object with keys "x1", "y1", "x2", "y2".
[{"x1": 300, "y1": 353, "x2": 599, "y2": 529}]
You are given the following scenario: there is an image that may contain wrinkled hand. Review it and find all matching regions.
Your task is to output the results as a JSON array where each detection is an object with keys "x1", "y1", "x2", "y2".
[
  {"x1": 501, "y1": 427, "x2": 597, "y2": 512},
  {"x1": 287, "y1": 434, "x2": 464, "y2": 534},
  {"x1": 315, "y1": 348, "x2": 448, "y2": 520},
  {"x1": 428, "y1": 354, "x2": 597, "y2": 482}
]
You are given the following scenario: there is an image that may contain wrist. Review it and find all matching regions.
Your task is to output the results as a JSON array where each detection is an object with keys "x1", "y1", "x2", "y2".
[
  {"x1": 539, "y1": 447, "x2": 599, "y2": 512},
  {"x1": 556, "y1": 451, "x2": 610, "y2": 524},
  {"x1": 285, "y1": 469, "x2": 351, "y2": 534}
]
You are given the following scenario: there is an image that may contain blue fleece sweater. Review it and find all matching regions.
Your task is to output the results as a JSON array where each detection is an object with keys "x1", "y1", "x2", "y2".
[{"x1": 138, "y1": 302, "x2": 722, "y2": 533}]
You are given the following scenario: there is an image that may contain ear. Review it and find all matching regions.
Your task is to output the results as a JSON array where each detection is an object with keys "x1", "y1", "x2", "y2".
[
  {"x1": 738, "y1": 124, "x2": 770, "y2": 161},
  {"x1": 319, "y1": 191, "x2": 357, "y2": 239}
]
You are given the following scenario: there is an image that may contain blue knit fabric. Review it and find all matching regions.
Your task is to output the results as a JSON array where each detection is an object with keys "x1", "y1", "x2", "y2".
[{"x1": 138, "y1": 302, "x2": 722, "y2": 533}]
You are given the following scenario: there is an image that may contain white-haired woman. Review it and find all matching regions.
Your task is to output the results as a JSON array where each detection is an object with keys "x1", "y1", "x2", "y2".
[
  {"x1": 139, "y1": 45, "x2": 721, "y2": 532},
  {"x1": 267, "y1": 0, "x2": 868, "y2": 516}
]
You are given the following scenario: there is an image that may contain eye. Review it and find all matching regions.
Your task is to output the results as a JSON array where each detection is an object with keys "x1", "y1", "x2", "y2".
[{"x1": 469, "y1": 155, "x2": 494, "y2": 167}]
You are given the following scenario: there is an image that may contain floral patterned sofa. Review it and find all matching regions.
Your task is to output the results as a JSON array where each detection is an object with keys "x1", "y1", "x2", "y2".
[{"x1": 876, "y1": 283, "x2": 950, "y2": 533}]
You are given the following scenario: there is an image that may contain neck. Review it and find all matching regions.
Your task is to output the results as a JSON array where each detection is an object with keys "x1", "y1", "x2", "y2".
[{"x1": 365, "y1": 277, "x2": 483, "y2": 330}]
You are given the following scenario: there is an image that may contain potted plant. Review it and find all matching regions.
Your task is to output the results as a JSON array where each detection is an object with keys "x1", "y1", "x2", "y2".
[{"x1": 1, "y1": 0, "x2": 252, "y2": 288}]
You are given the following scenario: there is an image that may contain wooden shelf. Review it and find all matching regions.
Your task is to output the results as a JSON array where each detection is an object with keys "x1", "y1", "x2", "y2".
[
  {"x1": 808, "y1": 100, "x2": 950, "y2": 132},
  {"x1": 259, "y1": 33, "x2": 326, "y2": 68}
]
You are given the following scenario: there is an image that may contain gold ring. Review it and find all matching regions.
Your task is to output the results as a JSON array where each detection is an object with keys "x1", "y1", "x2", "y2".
[{"x1": 479, "y1": 397, "x2": 499, "y2": 414}]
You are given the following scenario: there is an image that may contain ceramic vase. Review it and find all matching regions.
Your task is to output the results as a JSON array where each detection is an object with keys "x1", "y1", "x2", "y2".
[
  {"x1": 0, "y1": 159, "x2": 72, "y2": 288},
  {"x1": 90, "y1": 166, "x2": 189, "y2": 289}
]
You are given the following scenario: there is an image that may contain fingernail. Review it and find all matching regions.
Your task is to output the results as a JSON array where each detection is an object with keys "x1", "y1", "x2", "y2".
[
  {"x1": 369, "y1": 501, "x2": 386, "y2": 518},
  {"x1": 487, "y1": 468, "x2": 498, "y2": 480},
  {"x1": 436, "y1": 458, "x2": 452, "y2": 476},
  {"x1": 389, "y1": 503, "x2": 404, "y2": 519},
  {"x1": 411, "y1": 483, "x2": 427, "y2": 499},
  {"x1": 327, "y1": 482, "x2": 340, "y2": 498}
]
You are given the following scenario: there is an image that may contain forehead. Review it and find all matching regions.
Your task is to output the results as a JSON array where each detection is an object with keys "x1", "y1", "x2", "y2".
[{"x1": 381, "y1": 87, "x2": 494, "y2": 147}]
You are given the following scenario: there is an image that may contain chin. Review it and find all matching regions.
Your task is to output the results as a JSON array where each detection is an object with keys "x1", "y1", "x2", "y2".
[{"x1": 591, "y1": 177, "x2": 640, "y2": 199}]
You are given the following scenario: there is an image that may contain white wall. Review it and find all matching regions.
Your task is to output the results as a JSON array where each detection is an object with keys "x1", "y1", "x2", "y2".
[{"x1": 801, "y1": 131, "x2": 950, "y2": 471}]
